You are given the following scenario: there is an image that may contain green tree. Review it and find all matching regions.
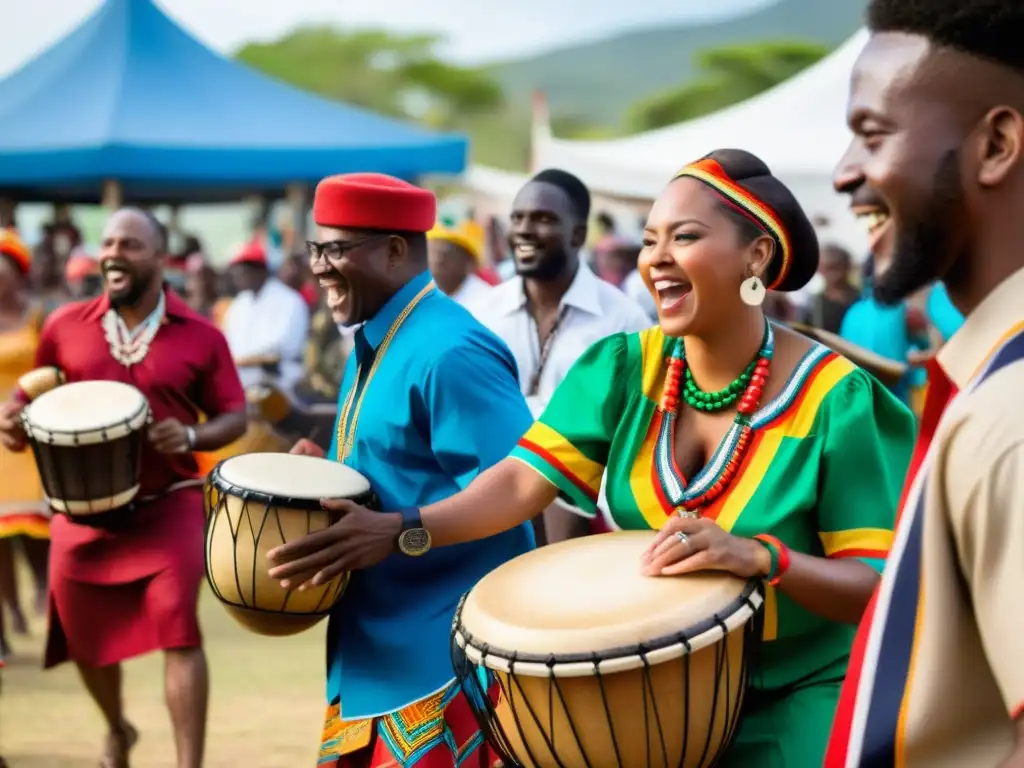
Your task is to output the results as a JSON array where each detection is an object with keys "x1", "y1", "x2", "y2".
[
  {"x1": 236, "y1": 27, "x2": 503, "y2": 129},
  {"x1": 624, "y1": 40, "x2": 828, "y2": 133}
]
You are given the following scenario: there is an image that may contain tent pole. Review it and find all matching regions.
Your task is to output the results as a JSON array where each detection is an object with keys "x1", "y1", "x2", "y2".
[
  {"x1": 101, "y1": 180, "x2": 123, "y2": 210},
  {"x1": 0, "y1": 198, "x2": 14, "y2": 229},
  {"x1": 285, "y1": 183, "x2": 309, "y2": 255}
]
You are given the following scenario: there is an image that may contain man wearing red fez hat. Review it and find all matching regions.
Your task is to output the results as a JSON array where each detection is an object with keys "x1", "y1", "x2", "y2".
[
  {"x1": 0, "y1": 207, "x2": 248, "y2": 768},
  {"x1": 266, "y1": 173, "x2": 534, "y2": 768}
]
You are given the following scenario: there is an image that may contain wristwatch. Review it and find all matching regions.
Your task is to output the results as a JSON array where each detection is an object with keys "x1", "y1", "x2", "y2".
[
  {"x1": 396, "y1": 507, "x2": 431, "y2": 557},
  {"x1": 185, "y1": 426, "x2": 198, "y2": 451}
]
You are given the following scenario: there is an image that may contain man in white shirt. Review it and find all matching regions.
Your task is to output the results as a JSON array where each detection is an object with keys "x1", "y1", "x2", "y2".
[
  {"x1": 223, "y1": 240, "x2": 310, "y2": 394},
  {"x1": 426, "y1": 225, "x2": 492, "y2": 307},
  {"x1": 467, "y1": 169, "x2": 650, "y2": 543}
]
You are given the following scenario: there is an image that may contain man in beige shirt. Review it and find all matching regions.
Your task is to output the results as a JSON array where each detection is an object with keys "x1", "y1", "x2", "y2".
[{"x1": 827, "y1": 2, "x2": 1024, "y2": 766}]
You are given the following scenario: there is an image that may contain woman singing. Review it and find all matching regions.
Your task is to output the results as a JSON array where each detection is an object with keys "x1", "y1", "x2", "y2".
[{"x1": 269, "y1": 150, "x2": 916, "y2": 766}]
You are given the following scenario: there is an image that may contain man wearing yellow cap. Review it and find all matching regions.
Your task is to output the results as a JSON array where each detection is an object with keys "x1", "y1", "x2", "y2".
[{"x1": 426, "y1": 222, "x2": 492, "y2": 307}]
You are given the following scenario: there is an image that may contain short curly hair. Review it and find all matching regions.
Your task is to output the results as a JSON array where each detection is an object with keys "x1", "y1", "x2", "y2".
[{"x1": 867, "y1": 0, "x2": 1024, "y2": 73}]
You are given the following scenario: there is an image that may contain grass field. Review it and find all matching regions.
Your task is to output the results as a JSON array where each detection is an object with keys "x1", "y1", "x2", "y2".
[{"x1": 3, "y1": 575, "x2": 328, "y2": 767}]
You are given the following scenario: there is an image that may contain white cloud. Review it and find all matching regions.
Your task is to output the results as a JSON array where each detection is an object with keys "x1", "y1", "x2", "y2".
[{"x1": 0, "y1": 0, "x2": 770, "y2": 76}]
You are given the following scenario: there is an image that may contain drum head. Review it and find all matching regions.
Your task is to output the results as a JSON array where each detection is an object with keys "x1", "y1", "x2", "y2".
[
  {"x1": 458, "y1": 532, "x2": 758, "y2": 672},
  {"x1": 23, "y1": 380, "x2": 149, "y2": 445},
  {"x1": 213, "y1": 452, "x2": 372, "y2": 508}
]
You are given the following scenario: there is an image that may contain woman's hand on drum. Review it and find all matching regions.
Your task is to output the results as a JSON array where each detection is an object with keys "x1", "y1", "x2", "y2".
[
  {"x1": 641, "y1": 516, "x2": 772, "y2": 579},
  {"x1": 290, "y1": 438, "x2": 325, "y2": 458},
  {"x1": 148, "y1": 418, "x2": 192, "y2": 454},
  {"x1": 0, "y1": 401, "x2": 27, "y2": 453},
  {"x1": 266, "y1": 500, "x2": 402, "y2": 590}
]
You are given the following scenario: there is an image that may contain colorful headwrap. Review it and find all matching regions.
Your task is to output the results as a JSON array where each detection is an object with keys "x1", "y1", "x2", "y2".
[
  {"x1": 672, "y1": 149, "x2": 818, "y2": 292},
  {"x1": 0, "y1": 228, "x2": 31, "y2": 275},
  {"x1": 427, "y1": 222, "x2": 482, "y2": 264},
  {"x1": 313, "y1": 173, "x2": 436, "y2": 233}
]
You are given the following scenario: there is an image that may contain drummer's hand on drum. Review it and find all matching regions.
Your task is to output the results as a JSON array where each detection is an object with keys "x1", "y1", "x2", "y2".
[
  {"x1": 640, "y1": 516, "x2": 772, "y2": 579},
  {"x1": 290, "y1": 438, "x2": 325, "y2": 458},
  {"x1": 266, "y1": 500, "x2": 402, "y2": 590},
  {"x1": 148, "y1": 418, "x2": 192, "y2": 454},
  {"x1": 0, "y1": 401, "x2": 27, "y2": 452}
]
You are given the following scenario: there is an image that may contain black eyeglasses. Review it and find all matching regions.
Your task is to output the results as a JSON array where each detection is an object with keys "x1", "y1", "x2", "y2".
[{"x1": 305, "y1": 234, "x2": 389, "y2": 262}]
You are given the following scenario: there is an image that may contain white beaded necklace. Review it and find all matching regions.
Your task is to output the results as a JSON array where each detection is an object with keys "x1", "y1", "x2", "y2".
[{"x1": 102, "y1": 290, "x2": 166, "y2": 367}]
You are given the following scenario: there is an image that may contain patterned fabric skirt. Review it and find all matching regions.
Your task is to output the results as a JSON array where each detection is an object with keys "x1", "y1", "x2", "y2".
[{"x1": 319, "y1": 684, "x2": 500, "y2": 768}]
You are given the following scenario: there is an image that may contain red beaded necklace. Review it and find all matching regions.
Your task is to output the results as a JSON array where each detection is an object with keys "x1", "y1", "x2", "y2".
[{"x1": 659, "y1": 323, "x2": 773, "y2": 513}]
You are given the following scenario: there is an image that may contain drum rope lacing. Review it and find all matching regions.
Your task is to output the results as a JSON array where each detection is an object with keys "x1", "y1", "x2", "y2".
[
  {"x1": 452, "y1": 588, "x2": 764, "y2": 768},
  {"x1": 335, "y1": 281, "x2": 434, "y2": 461}
]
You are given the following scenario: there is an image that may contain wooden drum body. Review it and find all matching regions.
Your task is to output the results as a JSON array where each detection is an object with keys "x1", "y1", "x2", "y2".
[
  {"x1": 204, "y1": 452, "x2": 378, "y2": 636},
  {"x1": 452, "y1": 532, "x2": 764, "y2": 768},
  {"x1": 21, "y1": 380, "x2": 150, "y2": 516}
]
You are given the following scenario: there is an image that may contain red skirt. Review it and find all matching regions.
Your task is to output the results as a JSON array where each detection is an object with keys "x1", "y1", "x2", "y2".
[
  {"x1": 45, "y1": 487, "x2": 206, "y2": 667},
  {"x1": 45, "y1": 558, "x2": 204, "y2": 668},
  {"x1": 320, "y1": 685, "x2": 500, "y2": 768}
]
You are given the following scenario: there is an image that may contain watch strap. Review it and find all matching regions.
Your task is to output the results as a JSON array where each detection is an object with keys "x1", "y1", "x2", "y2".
[{"x1": 397, "y1": 507, "x2": 423, "y2": 532}]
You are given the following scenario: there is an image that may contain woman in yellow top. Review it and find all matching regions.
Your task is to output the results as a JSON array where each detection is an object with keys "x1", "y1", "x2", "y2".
[{"x1": 0, "y1": 230, "x2": 49, "y2": 649}]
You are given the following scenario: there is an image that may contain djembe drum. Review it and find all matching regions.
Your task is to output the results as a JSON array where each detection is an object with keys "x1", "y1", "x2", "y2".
[
  {"x1": 21, "y1": 380, "x2": 151, "y2": 517},
  {"x1": 204, "y1": 452, "x2": 378, "y2": 636},
  {"x1": 452, "y1": 532, "x2": 764, "y2": 768}
]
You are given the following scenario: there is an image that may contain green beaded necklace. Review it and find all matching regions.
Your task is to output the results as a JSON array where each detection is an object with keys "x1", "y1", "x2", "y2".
[{"x1": 681, "y1": 325, "x2": 771, "y2": 413}]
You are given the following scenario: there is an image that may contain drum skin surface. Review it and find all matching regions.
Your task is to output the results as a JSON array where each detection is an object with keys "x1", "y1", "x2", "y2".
[
  {"x1": 454, "y1": 531, "x2": 763, "y2": 768},
  {"x1": 204, "y1": 452, "x2": 376, "y2": 637}
]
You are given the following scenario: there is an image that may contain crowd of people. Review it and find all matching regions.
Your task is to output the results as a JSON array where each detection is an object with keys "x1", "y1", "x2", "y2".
[{"x1": 1, "y1": 1, "x2": 1023, "y2": 766}]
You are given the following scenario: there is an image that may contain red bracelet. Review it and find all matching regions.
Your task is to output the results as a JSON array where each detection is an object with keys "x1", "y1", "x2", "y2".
[{"x1": 753, "y1": 534, "x2": 791, "y2": 586}]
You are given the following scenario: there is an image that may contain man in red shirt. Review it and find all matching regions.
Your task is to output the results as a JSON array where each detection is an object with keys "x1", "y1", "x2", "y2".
[{"x1": 0, "y1": 208, "x2": 247, "y2": 768}]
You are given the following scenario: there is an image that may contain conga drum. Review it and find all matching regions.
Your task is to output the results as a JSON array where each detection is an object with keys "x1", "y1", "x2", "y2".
[
  {"x1": 21, "y1": 380, "x2": 151, "y2": 517},
  {"x1": 452, "y1": 532, "x2": 764, "y2": 768},
  {"x1": 204, "y1": 452, "x2": 378, "y2": 636}
]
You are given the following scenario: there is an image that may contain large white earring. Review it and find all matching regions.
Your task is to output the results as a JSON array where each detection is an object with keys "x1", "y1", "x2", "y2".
[{"x1": 740, "y1": 275, "x2": 766, "y2": 307}]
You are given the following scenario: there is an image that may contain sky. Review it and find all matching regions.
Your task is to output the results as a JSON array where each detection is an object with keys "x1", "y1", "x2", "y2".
[{"x1": 0, "y1": 0, "x2": 771, "y2": 75}]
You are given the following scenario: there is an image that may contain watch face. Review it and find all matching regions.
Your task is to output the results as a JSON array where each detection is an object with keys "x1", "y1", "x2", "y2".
[{"x1": 399, "y1": 528, "x2": 431, "y2": 556}]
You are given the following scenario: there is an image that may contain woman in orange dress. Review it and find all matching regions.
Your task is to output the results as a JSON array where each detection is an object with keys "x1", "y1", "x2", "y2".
[{"x1": 0, "y1": 230, "x2": 49, "y2": 652}]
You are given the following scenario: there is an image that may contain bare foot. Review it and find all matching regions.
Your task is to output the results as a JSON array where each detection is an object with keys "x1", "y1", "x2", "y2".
[{"x1": 100, "y1": 721, "x2": 138, "y2": 768}]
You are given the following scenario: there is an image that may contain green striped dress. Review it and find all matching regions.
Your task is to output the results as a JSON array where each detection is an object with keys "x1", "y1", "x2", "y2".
[{"x1": 510, "y1": 326, "x2": 916, "y2": 767}]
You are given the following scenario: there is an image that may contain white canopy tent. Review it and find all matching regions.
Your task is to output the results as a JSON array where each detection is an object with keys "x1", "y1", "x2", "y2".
[{"x1": 531, "y1": 30, "x2": 871, "y2": 255}]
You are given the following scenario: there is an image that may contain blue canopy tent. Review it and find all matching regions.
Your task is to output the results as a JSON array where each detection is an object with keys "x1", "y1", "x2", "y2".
[{"x1": 0, "y1": 0, "x2": 467, "y2": 204}]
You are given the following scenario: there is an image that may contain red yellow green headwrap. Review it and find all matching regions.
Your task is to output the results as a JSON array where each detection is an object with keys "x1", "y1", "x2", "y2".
[{"x1": 671, "y1": 150, "x2": 818, "y2": 293}]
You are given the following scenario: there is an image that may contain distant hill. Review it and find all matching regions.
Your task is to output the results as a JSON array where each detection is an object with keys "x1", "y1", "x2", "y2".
[{"x1": 488, "y1": 0, "x2": 867, "y2": 125}]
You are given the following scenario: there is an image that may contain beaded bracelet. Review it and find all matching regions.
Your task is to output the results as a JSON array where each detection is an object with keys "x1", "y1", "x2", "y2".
[{"x1": 753, "y1": 534, "x2": 791, "y2": 587}]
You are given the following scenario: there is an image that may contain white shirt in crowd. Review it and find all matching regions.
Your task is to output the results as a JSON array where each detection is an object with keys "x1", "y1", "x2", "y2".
[
  {"x1": 468, "y1": 263, "x2": 651, "y2": 413},
  {"x1": 450, "y1": 272, "x2": 492, "y2": 308},
  {"x1": 468, "y1": 263, "x2": 650, "y2": 526},
  {"x1": 224, "y1": 277, "x2": 310, "y2": 392},
  {"x1": 623, "y1": 269, "x2": 658, "y2": 321}
]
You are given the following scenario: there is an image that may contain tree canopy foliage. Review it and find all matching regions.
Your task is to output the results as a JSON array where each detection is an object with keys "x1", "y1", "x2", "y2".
[
  {"x1": 624, "y1": 40, "x2": 828, "y2": 133},
  {"x1": 235, "y1": 30, "x2": 830, "y2": 169}
]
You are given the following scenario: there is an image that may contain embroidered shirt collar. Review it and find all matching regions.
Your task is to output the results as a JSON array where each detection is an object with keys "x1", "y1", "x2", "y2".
[
  {"x1": 938, "y1": 265, "x2": 1024, "y2": 389},
  {"x1": 494, "y1": 263, "x2": 605, "y2": 317},
  {"x1": 360, "y1": 269, "x2": 433, "y2": 351}
]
